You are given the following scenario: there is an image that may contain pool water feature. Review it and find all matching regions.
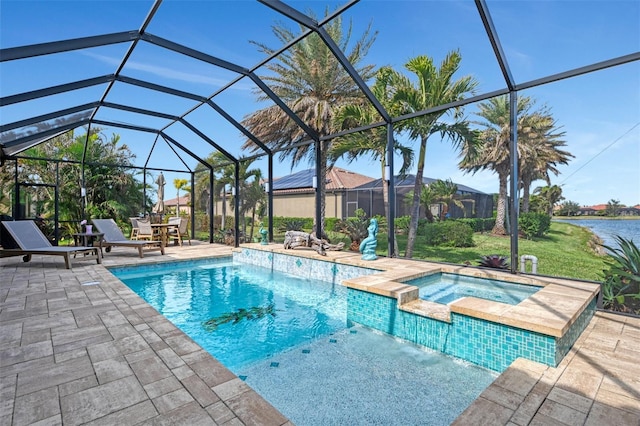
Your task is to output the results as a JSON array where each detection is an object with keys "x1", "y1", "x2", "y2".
[{"x1": 407, "y1": 272, "x2": 542, "y2": 305}]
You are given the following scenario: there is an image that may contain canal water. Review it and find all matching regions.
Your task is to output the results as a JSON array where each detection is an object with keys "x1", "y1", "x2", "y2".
[{"x1": 554, "y1": 218, "x2": 640, "y2": 248}]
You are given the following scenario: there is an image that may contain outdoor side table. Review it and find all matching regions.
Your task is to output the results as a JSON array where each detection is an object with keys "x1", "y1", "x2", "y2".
[{"x1": 72, "y1": 232, "x2": 105, "y2": 257}]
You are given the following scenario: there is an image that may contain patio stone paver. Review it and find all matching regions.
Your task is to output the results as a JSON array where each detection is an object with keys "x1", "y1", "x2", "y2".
[
  {"x1": 60, "y1": 375, "x2": 148, "y2": 425},
  {"x1": 1, "y1": 242, "x2": 639, "y2": 425},
  {"x1": 12, "y1": 386, "x2": 60, "y2": 426}
]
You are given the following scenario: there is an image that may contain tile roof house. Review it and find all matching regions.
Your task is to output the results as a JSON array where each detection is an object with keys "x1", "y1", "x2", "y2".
[
  {"x1": 163, "y1": 195, "x2": 191, "y2": 215},
  {"x1": 214, "y1": 168, "x2": 494, "y2": 220},
  {"x1": 265, "y1": 167, "x2": 376, "y2": 218},
  {"x1": 577, "y1": 204, "x2": 640, "y2": 216},
  {"x1": 354, "y1": 175, "x2": 493, "y2": 219}
]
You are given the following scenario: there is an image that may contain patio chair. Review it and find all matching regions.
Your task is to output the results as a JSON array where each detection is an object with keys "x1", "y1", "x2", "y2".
[
  {"x1": 129, "y1": 217, "x2": 139, "y2": 239},
  {"x1": 167, "y1": 217, "x2": 190, "y2": 246},
  {"x1": 0, "y1": 220, "x2": 101, "y2": 269},
  {"x1": 92, "y1": 218, "x2": 164, "y2": 258},
  {"x1": 135, "y1": 218, "x2": 157, "y2": 241}
]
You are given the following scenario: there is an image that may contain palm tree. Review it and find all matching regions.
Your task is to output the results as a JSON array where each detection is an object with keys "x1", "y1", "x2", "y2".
[
  {"x1": 331, "y1": 67, "x2": 413, "y2": 221},
  {"x1": 173, "y1": 178, "x2": 189, "y2": 217},
  {"x1": 461, "y1": 95, "x2": 570, "y2": 234},
  {"x1": 240, "y1": 10, "x2": 377, "y2": 237},
  {"x1": 605, "y1": 199, "x2": 622, "y2": 216},
  {"x1": 461, "y1": 95, "x2": 525, "y2": 235},
  {"x1": 225, "y1": 158, "x2": 262, "y2": 237},
  {"x1": 518, "y1": 110, "x2": 572, "y2": 213},
  {"x1": 240, "y1": 170, "x2": 267, "y2": 241},
  {"x1": 534, "y1": 185, "x2": 564, "y2": 216},
  {"x1": 404, "y1": 185, "x2": 436, "y2": 223},
  {"x1": 392, "y1": 52, "x2": 479, "y2": 257},
  {"x1": 194, "y1": 151, "x2": 235, "y2": 230},
  {"x1": 429, "y1": 179, "x2": 475, "y2": 220},
  {"x1": 19, "y1": 128, "x2": 144, "y2": 231}
]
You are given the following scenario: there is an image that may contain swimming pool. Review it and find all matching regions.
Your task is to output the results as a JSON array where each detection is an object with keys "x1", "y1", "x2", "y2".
[
  {"x1": 112, "y1": 258, "x2": 347, "y2": 371},
  {"x1": 406, "y1": 272, "x2": 542, "y2": 305},
  {"x1": 111, "y1": 257, "x2": 498, "y2": 425}
]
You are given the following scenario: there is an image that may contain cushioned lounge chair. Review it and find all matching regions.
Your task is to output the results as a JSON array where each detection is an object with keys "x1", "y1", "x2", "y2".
[
  {"x1": 92, "y1": 219, "x2": 164, "y2": 258},
  {"x1": 0, "y1": 220, "x2": 101, "y2": 269}
]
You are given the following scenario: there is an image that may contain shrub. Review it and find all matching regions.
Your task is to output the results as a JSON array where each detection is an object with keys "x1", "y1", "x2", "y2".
[
  {"x1": 600, "y1": 235, "x2": 640, "y2": 315},
  {"x1": 519, "y1": 212, "x2": 551, "y2": 239},
  {"x1": 423, "y1": 221, "x2": 474, "y2": 247},
  {"x1": 373, "y1": 215, "x2": 387, "y2": 234},
  {"x1": 273, "y1": 216, "x2": 313, "y2": 232},
  {"x1": 333, "y1": 209, "x2": 369, "y2": 251},
  {"x1": 478, "y1": 254, "x2": 510, "y2": 270},
  {"x1": 325, "y1": 217, "x2": 339, "y2": 231},
  {"x1": 457, "y1": 217, "x2": 495, "y2": 233},
  {"x1": 277, "y1": 218, "x2": 306, "y2": 232},
  {"x1": 417, "y1": 218, "x2": 430, "y2": 235},
  {"x1": 395, "y1": 216, "x2": 411, "y2": 233}
]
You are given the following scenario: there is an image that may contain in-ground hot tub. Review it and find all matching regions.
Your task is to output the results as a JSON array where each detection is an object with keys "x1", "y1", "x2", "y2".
[{"x1": 406, "y1": 272, "x2": 542, "y2": 305}]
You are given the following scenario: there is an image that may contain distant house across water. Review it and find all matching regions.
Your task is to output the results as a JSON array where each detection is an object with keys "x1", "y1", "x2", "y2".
[{"x1": 577, "y1": 204, "x2": 640, "y2": 216}]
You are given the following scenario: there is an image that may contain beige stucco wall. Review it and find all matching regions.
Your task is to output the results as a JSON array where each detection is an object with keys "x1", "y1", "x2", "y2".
[{"x1": 212, "y1": 191, "x2": 345, "y2": 219}]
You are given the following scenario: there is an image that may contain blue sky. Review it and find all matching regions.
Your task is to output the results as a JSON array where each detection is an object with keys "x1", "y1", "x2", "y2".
[{"x1": 1, "y1": 0, "x2": 638, "y2": 208}]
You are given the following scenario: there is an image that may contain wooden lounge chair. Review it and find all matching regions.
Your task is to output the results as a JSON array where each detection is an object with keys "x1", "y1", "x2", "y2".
[
  {"x1": 92, "y1": 219, "x2": 164, "y2": 258},
  {"x1": 0, "y1": 220, "x2": 101, "y2": 269}
]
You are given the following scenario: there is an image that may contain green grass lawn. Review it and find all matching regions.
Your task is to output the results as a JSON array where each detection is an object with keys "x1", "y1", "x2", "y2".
[
  {"x1": 362, "y1": 222, "x2": 607, "y2": 282},
  {"x1": 203, "y1": 221, "x2": 608, "y2": 283}
]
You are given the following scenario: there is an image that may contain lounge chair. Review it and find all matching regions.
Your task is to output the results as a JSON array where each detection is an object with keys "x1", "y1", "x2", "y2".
[
  {"x1": 0, "y1": 220, "x2": 101, "y2": 269},
  {"x1": 92, "y1": 219, "x2": 164, "y2": 258}
]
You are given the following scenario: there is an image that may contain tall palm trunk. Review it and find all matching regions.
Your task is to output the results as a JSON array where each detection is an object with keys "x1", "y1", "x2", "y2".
[
  {"x1": 249, "y1": 205, "x2": 256, "y2": 241},
  {"x1": 493, "y1": 172, "x2": 508, "y2": 235},
  {"x1": 405, "y1": 135, "x2": 427, "y2": 258},
  {"x1": 318, "y1": 152, "x2": 328, "y2": 239},
  {"x1": 521, "y1": 180, "x2": 531, "y2": 213},
  {"x1": 221, "y1": 189, "x2": 226, "y2": 229}
]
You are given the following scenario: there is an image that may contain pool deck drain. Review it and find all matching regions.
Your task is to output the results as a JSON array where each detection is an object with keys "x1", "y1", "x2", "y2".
[{"x1": 1, "y1": 242, "x2": 638, "y2": 425}]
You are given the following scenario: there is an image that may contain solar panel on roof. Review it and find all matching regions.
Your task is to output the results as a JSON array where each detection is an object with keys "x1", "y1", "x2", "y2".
[
  {"x1": 354, "y1": 174, "x2": 486, "y2": 194},
  {"x1": 272, "y1": 168, "x2": 315, "y2": 190}
]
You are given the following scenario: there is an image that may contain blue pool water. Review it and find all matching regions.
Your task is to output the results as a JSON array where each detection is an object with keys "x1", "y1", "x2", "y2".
[
  {"x1": 407, "y1": 273, "x2": 542, "y2": 305},
  {"x1": 111, "y1": 258, "x2": 498, "y2": 425},
  {"x1": 113, "y1": 258, "x2": 347, "y2": 371}
]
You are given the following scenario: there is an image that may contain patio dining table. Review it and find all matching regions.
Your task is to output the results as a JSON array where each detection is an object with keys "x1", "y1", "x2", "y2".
[{"x1": 150, "y1": 223, "x2": 178, "y2": 247}]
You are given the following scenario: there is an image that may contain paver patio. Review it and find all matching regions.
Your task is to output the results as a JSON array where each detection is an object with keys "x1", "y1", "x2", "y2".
[{"x1": 1, "y1": 242, "x2": 639, "y2": 425}]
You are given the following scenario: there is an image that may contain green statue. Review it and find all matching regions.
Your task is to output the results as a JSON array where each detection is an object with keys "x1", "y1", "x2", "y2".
[
  {"x1": 259, "y1": 223, "x2": 268, "y2": 245},
  {"x1": 359, "y1": 218, "x2": 378, "y2": 260}
]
